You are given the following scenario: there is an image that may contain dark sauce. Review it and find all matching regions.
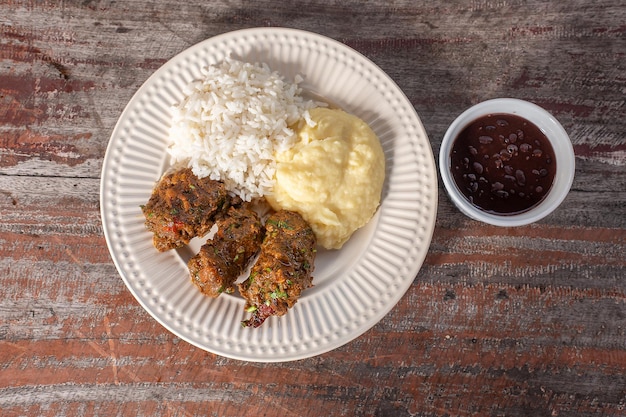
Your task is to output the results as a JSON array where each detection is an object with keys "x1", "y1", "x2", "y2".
[{"x1": 450, "y1": 113, "x2": 556, "y2": 215}]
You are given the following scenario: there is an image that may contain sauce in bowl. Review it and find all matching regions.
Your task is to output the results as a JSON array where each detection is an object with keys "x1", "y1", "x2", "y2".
[{"x1": 450, "y1": 113, "x2": 556, "y2": 215}]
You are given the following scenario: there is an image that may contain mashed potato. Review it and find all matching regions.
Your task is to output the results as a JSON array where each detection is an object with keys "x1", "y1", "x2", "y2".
[{"x1": 267, "y1": 107, "x2": 385, "y2": 249}]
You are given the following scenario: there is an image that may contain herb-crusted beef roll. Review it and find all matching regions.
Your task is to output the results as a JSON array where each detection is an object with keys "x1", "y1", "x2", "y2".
[
  {"x1": 141, "y1": 168, "x2": 232, "y2": 252},
  {"x1": 239, "y1": 210, "x2": 317, "y2": 328},
  {"x1": 188, "y1": 203, "x2": 264, "y2": 298}
]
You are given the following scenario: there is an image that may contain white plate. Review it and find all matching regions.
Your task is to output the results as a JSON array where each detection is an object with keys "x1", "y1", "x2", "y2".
[{"x1": 100, "y1": 28, "x2": 437, "y2": 362}]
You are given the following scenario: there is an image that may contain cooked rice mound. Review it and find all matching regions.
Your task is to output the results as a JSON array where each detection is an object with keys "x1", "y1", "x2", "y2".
[{"x1": 167, "y1": 58, "x2": 317, "y2": 201}]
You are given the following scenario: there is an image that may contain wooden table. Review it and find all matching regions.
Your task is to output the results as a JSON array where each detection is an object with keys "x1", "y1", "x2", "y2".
[{"x1": 1, "y1": 1, "x2": 625, "y2": 416}]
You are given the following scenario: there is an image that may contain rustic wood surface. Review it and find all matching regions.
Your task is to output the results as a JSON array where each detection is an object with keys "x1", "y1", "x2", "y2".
[{"x1": 1, "y1": 1, "x2": 625, "y2": 416}]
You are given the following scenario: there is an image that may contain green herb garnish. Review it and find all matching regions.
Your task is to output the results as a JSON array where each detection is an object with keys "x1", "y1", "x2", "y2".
[{"x1": 270, "y1": 289, "x2": 288, "y2": 300}]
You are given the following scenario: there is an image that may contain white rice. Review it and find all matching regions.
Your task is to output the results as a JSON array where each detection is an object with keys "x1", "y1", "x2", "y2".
[{"x1": 167, "y1": 58, "x2": 318, "y2": 201}]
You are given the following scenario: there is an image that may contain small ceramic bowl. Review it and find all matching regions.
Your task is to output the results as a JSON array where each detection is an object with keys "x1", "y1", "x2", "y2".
[{"x1": 439, "y1": 98, "x2": 575, "y2": 226}]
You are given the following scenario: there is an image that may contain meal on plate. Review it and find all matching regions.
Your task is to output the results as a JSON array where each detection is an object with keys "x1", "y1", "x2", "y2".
[{"x1": 141, "y1": 58, "x2": 385, "y2": 327}]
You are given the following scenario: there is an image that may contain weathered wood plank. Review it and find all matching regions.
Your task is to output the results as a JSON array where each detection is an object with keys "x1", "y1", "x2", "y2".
[{"x1": 1, "y1": 0, "x2": 625, "y2": 416}]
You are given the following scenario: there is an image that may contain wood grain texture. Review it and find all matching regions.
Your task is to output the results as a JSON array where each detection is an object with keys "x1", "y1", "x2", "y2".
[{"x1": 1, "y1": 0, "x2": 625, "y2": 416}]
